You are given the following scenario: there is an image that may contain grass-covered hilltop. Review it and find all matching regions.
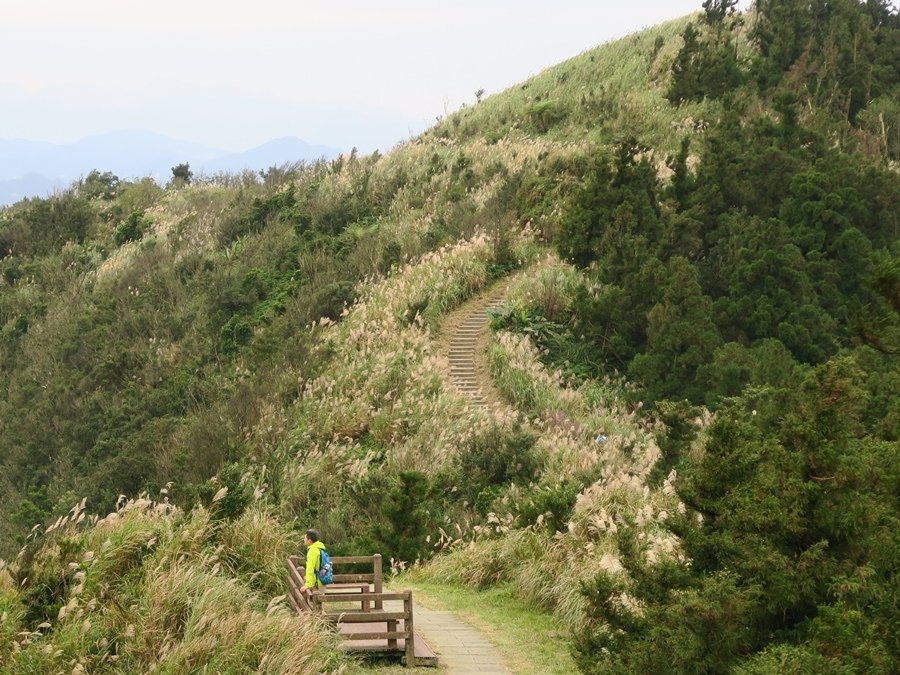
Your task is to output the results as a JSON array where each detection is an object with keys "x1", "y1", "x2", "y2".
[{"x1": 2, "y1": 1, "x2": 898, "y2": 672}]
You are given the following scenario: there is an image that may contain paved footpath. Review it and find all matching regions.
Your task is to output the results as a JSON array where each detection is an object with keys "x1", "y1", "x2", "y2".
[
  {"x1": 413, "y1": 601, "x2": 510, "y2": 674},
  {"x1": 383, "y1": 599, "x2": 510, "y2": 673}
]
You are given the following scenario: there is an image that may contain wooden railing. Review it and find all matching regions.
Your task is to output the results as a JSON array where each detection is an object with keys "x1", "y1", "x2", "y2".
[
  {"x1": 286, "y1": 553, "x2": 425, "y2": 666},
  {"x1": 316, "y1": 589, "x2": 415, "y2": 666},
  {"x1": 287, "y1": 553, "x2": 384, "y2": 610}
]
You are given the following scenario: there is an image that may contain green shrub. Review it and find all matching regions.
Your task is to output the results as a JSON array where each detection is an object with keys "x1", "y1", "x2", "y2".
[
  {"x1": 526, "y1": 100, "x2": 566, "y2": 133},
  {"x1": 310, "y1": 280, "x2": 356, "y2": 320},
  {"x1": 456, "y1": 424, "x2": 540, "y2": 512},
  {"x1": 113, "y1": 210, "x2": 149, "y2": 245},
  {"x1": 513, "y1": 480, "x2": 581, "y2": 533}
]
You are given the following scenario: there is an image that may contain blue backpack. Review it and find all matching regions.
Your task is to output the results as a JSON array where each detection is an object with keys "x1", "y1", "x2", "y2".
[{"x1": 317, "y1": 548, "x2": 334, "y2": 585}]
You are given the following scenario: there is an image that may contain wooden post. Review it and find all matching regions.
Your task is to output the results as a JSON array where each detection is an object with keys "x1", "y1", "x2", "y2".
[
  {"x1": 403, "y1": 591, "x2": 415, "y2": 667},
  {"x1": 386, "y1": 619, "x2": 398, "y2": 649},
  {"x1": 373, "y1": 553, "x2": 383, "y2": 610}
]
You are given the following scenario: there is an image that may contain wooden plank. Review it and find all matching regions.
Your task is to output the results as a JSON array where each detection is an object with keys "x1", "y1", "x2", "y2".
[
  {"x1": 340, "y1": 631, "x2": 408, "y2": 640},
  {"x1": 286, "y1": 572, "x2": 303, "y2": 594},
  {"x1": 318, "y1": 592, "x2": 410, "y2": 602},
  {"x1": 338, "y1": 630, "x2": 438, "y2": 667},
  {"x1": 331, "y1": 555, "x2": 377, "y2": 564},
  {"x1": 323, "y1": 583, "x2": 370, "y2": 611},
  {"x1": 287, "y1": 584, "x2": 313, "y2": 612},
  {"x1": 325, "y1": 611, "x2": 408, "y2": 623},
  {"x1": 287, "y1": 562, "x2": 306, "y2": 590},
  {"x1": 339, "y1": 642, "x2": 407, "y2": 653},
  {"x1": 325, "y1": 583, "x2": 370, "y2": 591},
  {"x1": 412, "y1": 633, "x2": 438, "y2": 666},
  {"x1": 287, "y1": 575, "x2": 305, "y2": 601},
  {"x1": 387, "y1": 618, "x2": 398, "y2": 649},
  {"x1": 286, "y1": 577, "x2": 308, "y2": 609},
  {"x1": 333, "y1": 573, "x2": 374, "y2": 583}
]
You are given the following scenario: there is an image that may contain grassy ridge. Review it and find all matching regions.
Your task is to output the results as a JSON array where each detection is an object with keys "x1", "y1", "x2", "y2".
[{"x1": 430, "y1": 15, "x2": 713, "y2": 154}]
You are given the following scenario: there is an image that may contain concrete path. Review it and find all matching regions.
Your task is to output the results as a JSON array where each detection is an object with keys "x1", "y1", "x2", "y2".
[
  {"x1": 383, "y1": 598, "x2": 510, "y2": 673},
  {"x1": 413, "y1": 602, "x2": 510, "y2": 674}
]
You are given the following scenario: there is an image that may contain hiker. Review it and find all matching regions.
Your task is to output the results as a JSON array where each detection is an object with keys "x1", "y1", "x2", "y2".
[{"x1": 301, "y1": 528, "x2": 328, "y2": 597}]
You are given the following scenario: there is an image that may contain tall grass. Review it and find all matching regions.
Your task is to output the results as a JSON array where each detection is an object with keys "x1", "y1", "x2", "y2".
[
  {"x1": 278, "y1": 231, "x2": 539, "y2": 521},
  {"x1": 415, "y1": 262, "x2": 689, "y2": 629},
  {"x1": 1, "y1": 497, "x2": 344, "y2": 674}
]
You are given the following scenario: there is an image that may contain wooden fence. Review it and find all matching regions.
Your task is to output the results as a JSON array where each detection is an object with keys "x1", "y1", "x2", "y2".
[{"x1": 286, "y1": 553, "x2": 434, "y2": 667}]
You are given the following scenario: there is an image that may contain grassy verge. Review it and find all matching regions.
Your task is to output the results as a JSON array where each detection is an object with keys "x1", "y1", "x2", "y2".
[{"x1": 384, "y1": 577, "x2": 576, "y2": 675}]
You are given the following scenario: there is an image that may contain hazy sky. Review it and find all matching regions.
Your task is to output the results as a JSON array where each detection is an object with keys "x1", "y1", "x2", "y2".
[{"x1": 2, "y1": 1, "x2": 725, "y2": 152}]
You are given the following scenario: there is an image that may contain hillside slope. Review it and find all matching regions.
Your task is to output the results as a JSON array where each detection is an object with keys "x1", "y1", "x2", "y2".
[{"x1": 2, "y1": 2, "x2": 898, "y2": 672}]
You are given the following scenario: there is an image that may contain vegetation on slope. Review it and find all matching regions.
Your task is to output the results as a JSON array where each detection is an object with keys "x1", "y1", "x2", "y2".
[
  {"x1": 0, "y1": 495, "x2": 341, "y2": 673},
  {"x1": 0, "y1": 1, "x2": 897, "y2": 672}
]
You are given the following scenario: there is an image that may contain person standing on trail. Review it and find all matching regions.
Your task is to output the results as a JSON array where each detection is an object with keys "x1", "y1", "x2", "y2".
[{"x1": 302, "y1": 528, "x2": 327, "y2": 596}]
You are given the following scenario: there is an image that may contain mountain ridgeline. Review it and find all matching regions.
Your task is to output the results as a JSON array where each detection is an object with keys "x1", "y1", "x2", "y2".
[{"x1": 1, "y1": 1, "x2": 898, "y2": 673}]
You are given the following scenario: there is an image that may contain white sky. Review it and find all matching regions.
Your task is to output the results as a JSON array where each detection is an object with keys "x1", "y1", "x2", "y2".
[{"x1": 1, "y1": 1, "x2": 724, "y2": 152}]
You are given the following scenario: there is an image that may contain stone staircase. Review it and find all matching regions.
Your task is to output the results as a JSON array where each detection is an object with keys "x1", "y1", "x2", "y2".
[{"x1": 448, "y1": 297, "x2": 505, "y2": 408}]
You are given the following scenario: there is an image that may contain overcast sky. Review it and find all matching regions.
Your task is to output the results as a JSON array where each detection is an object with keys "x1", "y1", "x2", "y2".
[{"x1": 2, "y1": 1, "x2": 727, "y2": 152}]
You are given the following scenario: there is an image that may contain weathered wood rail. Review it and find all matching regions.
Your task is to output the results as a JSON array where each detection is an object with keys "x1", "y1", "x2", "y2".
[
  {"x1": 286, "y1": 553, "x2": 436, "y2": 667},
  {"x1": 288, "y1": 553, "x2": 384, "y2": 611}
]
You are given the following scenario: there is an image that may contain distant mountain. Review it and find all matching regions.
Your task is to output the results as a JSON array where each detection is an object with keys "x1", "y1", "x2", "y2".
[
  {"x1": 0, "y1": 131, "x2": 343, "y2": 205},
  {"x1": 0, "y1": 173, "x2": 62, "y2": 206},
  {"x1": 198, "y1": 137, "x2": 342, "y2": 175},
  {"x1": 0, "y1": 131, "x2": 224, "y2": 183}
]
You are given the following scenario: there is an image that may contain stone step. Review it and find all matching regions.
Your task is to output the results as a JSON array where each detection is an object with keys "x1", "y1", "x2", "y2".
[{"x1": 444, "y1": 284, "x2": 514, "y2": 411}]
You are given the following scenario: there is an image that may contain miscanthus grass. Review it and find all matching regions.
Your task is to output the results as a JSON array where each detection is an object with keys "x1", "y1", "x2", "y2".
[
  {"x1": 279, "y1": 231, "x2": 539, "y2": 520},
  {"x1": 0, "y1": 496, "x2": 345, "y2": 674},
  {"x1": 417, "y1": 263, "x2": 690, "y2": 630}
]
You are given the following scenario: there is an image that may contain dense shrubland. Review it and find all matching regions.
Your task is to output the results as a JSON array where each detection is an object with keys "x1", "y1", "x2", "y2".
[{"x1": 1, "y1": 1, "x2": 897, "y2": 672}]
